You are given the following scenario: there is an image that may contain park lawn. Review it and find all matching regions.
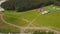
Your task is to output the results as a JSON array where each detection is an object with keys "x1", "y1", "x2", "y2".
[
  {"x1": 32, "y1": 5, "x2": 60, "y2": 29},
  {"x1": 3, "y1": 10, "x2": 39, "y2": 26},
  {"x1": 3, "y1": 10, "x2": 39, "y2": 21},
  {"x1": 4, "y1": 14, "x2": 28, "y2": 26},
  {"x1": 2, "y1": 5, "x2": 60, "y2": 30},
  {"x1": 0, "y1": 20, "x2": 19, "y2": 33},
  {"x1": 33, "y1": 11, "x2": 60, "y2": 27}
]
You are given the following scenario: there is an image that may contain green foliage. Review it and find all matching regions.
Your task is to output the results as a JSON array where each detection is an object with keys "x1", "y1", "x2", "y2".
[
  {"x1": 1, "y1": 0, "x2": 51, "y2": 11},
  {"x1": 1, "y1": 0, "x2": 15, "y2": 10},
  {"x1": 1, "y1": 0, "x2": 60, "y2": 12},
  {"x1": 32, "y1": 30, "x2": 55, "y2": 34},
  {"x1": 54, "y1": 0, "x2": 60, "y2": 6}
]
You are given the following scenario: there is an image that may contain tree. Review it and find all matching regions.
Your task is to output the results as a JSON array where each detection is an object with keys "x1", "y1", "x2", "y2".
[
  {"x1": 1, "y1": 0, "x2": 60, "y2": 12},
  {"x1": 1, "y1": 0, "x2": 15, "y2": 10},
  {"x1": 54, "y1": 0, "x2": 60, "y2": 6}
]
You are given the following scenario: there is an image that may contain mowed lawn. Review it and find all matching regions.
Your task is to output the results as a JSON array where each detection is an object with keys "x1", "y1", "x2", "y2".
[
  {"x1": 2, "y1": 5, "x2": 60, "y2": 30},
  {"x1": 3, "y1": 10, "x2": 39, "y2": 26},
  {"x1": 0, "y1": 20, "x2": 19, "y2": 33}
]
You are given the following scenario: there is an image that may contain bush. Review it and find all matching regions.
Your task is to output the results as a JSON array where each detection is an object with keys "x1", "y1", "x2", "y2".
[{"x1": 32, "y1": 30, "x2": 55, "y2": 34}]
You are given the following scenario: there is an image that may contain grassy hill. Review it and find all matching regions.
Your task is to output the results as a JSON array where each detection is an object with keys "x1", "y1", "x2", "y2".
[{"x1": 1, "y1": 5, "x2": 60, "y2": 32}]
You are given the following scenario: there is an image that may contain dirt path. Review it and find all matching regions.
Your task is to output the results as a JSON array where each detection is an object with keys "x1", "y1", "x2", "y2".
[
  {"x1": 0, "y1": 13, "x2": 40, "y2": 34},
  {"x1": 23, "y1": 13, "x2": 40, "y2": 31},
  {"x1": 23, "y1": 27, "x2": 60, "y2": 34},
  {"x1": 0, "y1": 13, "x2": 60, "y2": 34},
  {"x1": 0, "y1": 14, "x2": 21, "y2": 29}
]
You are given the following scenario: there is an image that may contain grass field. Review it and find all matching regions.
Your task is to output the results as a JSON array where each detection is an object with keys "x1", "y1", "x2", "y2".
[
  {"x1": 1, "y1": 5, "x2": 60, "y2": 32},
  {"x1": 0, "y1": 20, "x2": 19, "y2": 33}
]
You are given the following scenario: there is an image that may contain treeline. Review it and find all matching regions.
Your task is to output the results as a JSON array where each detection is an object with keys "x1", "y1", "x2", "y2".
[
  {"x1": 1, "y1": 0, "x2": 60, "y2": 12},
  {"x1": 54, "y1": 0, "x2": 60, "y2": 6}
]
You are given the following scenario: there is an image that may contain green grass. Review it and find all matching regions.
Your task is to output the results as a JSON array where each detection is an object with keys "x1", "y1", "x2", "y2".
[
  {"x1": 3, "y1": 10, "x2": 39, "y2": 26},
  {"x1": 33, "y1": 11, "x2": 60, "y2": 27},
  {"x1": 1, "y1": 5, "x2": 60, "y2": 32},
  {"x1": 0, "y1": 20, "x2": 19, "y2": 33}
]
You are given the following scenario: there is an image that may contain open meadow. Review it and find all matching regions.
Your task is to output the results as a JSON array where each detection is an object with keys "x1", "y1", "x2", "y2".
[{"x1": 1, "y1": 5, "x2": 60, "y2": 33}]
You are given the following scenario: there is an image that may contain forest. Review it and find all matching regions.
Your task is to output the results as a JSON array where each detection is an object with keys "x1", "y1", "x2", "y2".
[{"x1": 1, "y1": 0, "x2": 60, "y2": 12}]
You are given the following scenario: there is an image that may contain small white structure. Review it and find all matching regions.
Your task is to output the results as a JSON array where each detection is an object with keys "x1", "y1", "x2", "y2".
[
  {"x1": 41, "y1": 11, "x2": 49, "y2": 14},
  {"x1": 44, "y1": 11, "x2": 49, "y2": 13},
  {"x1": 41, "y1": 12, "x2": 45, "y2": 14}
]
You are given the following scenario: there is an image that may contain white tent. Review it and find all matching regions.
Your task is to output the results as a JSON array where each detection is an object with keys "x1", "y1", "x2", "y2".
[{"x1": 41, "y1": 11, "x2": 49, "y2": 14}]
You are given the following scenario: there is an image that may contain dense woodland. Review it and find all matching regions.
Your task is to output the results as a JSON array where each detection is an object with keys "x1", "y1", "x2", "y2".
[{"x1": 1, "y1": 0, "x2": 60, "y2": 12}]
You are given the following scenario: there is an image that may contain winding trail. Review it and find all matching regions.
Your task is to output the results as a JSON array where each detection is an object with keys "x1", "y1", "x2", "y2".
[
  {"x1": 0, "y1": 0, "x2": 60, "y2": 34},
  {"x1": 0, "y1": 13, "x2": 21, "y2": 29},
  {"x1": 22, "y1": 27, "x2": 60, "y2": 34},
  {"x1": 0, "y1": 13, "x2": 60, "y2": 34},
  {"x1": 23, "y1": 13, "x2": 40, "y2": 30}
]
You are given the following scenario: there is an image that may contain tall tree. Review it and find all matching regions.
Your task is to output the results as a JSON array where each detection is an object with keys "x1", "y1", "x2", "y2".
[{"x1": 1, "y1": 0, "x2": 60, "y2": 12}]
